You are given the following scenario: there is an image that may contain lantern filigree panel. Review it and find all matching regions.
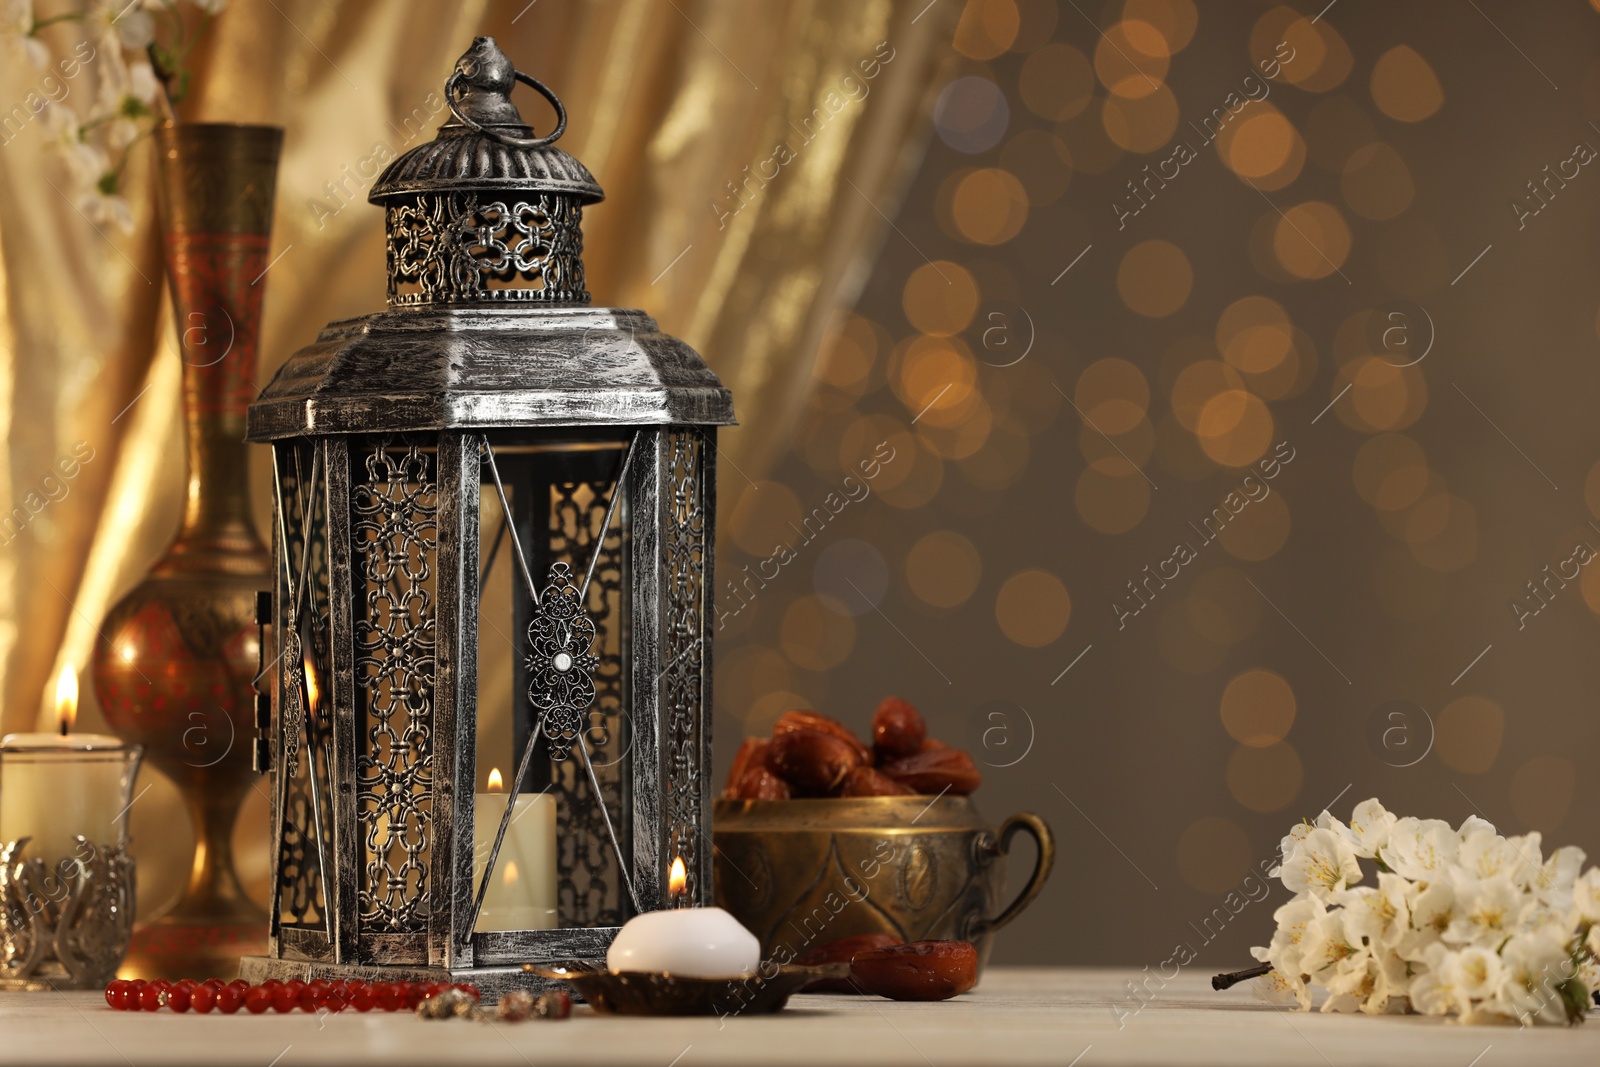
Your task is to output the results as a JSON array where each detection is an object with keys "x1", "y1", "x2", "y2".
[
  {"x1": 662, "y1": 431, "x2": 711, "y2": 901},
  {"x1": 351, "y1": 439, "x2": 439, "y2": 935},
  {"x1": 385, "y1": 192, "x2": 588, "y2": 307},
  {"x1": 270, "y1": 440, "x2": 334, "y2": 941}
]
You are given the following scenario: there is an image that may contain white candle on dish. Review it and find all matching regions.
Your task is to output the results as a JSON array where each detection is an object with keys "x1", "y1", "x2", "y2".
[
  {"x1": 607, "y1": 856, "x2": 761, "y2": 978},
  {"x1": 0, "y1": 667, "x2": 139, "y2": 867},
  {"x1": 472, "y1": 767, "x2": 558, "y2": 931}
]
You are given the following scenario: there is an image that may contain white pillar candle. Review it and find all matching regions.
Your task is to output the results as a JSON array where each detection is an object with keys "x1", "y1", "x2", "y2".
[
  {"x1": 472, "y1": 769, "x2": 558, "y2": 931},
  {"x1": 0, "y1": 668, "x2": 140, "y2": 869},
  {"x1": 607, "y1": 859, "x2": 761, "y2": 978}
]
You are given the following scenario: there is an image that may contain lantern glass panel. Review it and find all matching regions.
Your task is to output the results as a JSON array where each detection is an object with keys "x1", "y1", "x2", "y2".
[{"x1": 471, "y1": 433, "x2": 635, "y2": 939}]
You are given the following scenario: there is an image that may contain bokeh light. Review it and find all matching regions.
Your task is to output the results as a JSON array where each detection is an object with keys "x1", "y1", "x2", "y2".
[
  {"x1": 1076, "y1": 358, "x2": 1149, "y2": 434},
  {"x1": 1117, "y1": 239, "x2": 1193, "y2": 317},
  {"x1": 1123, "y1": 0, "x2": 1198, "y2": 54},
  {"x1": 935, "y1": 75, "x2": 1010, "y2": 153},
  {"x1": 1370, "y1": 45, "x2": 1444, "y2": 122},
  {"x1": 781, "y1": 595, "x2": 857, "y2": 671},
  {"x1": 1101, "y1": 84, "x2": 1179, "y2": 153},
  {"x1": 949, "y1": 167, "x2": 1030, "y2": 244},
  {"x1": 995, "y1": 569, "x2": 1071, "y2": 646},
  {"x1": 1220, "y1": 668, "x2": 1296, "y2": 747},
  {"x1": 1342, "y1": 143, "x2": 1414, "y2": 220},
  {"x1": 1217, "y1": 491, "x2": 1291, "y2": 561},
  {"x1": 1094, "y1": 20, "x2": 1171, "y2": 98},
  {"x1": 1216, "y1": 106, "x2": 1305, "y2": 190},
  {"x1": 1217, "y1": 296, "x2": 1293, "y2": 374},
  {"x1": 1020, "y1": 43, "x2": 1094, "y2": 121},
  {"x1": 1352, "y1": 434, "x2": 1429, "y2": 511},
  {"x1": 1271, "y1": 200, "x2": 1352, "y2": 280},
  {"x1": 1186, "y1": 567, "x2": 1264, "y2": 645},
  {"x1": 1196, "y1": 389, "x2": 1274, "y2": 467},
  {"x1": 902, "y1": 260, "x2": 979, "y2": 337},
  {"x1": 953, "y1": 0, "x2": 1021, "y2": 61},
  {"x1": 814, "y1": 538, "x2": 890, "y2": 617},
  {"x1": 1075, "y1": 464, "x2": 1152, "y2": 533},
  {"x1": 906, "y1": 530, "x2": 983, "y2": 608}
]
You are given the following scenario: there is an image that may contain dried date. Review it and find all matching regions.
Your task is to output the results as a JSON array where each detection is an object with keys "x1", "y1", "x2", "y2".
[
  {"x1": 723, "y1": 737, "x2": 770, "y2": 799},
  {"x1": 839, "y1": 766, "x2": 915, "y2": 797},
  {"x1": 849, "y1": 940, "x2": 978, "y2": 1001},
  {"x1": 871, "y1": 696, "x2": 926, "y2": 761},
  {"x1": 879, "y1": 746, "x2": 981, "y2": 795},
  {"x1": 768, "y1": 727, "x2": 864, "y2": 794},
  {"x1": 797, "y1": 933, "x2": 903, "y2": 993},
  {"x1": 774, "y1": 709, "x2": 871, "y2": 763}
]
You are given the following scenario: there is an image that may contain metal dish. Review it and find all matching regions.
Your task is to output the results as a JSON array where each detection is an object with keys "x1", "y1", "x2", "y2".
[{"x1": 523, "y1": 960, "x2": 848, "y2": 1016}]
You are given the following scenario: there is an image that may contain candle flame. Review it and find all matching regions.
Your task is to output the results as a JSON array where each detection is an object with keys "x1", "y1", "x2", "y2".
[
  {"x1": 303, "y1": 659, "x2": 320, "y2": 712},
  {"x1": 55, "y1": 665, "x2": 78, "y2": 735},
  {"x1": 505, "y1": 861, "x2": 519, "y2": 885},
  {"x1": 487, "y1": 768, "x2": 504, "y2": 793},
  {"x1": 669, "y1": 856, "x2": 687, "y2": 897}
]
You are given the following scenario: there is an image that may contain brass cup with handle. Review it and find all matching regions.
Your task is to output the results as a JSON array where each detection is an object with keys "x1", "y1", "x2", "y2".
[{"x1": 712, "y1": 796, "x2": 1054, "y2": 978}]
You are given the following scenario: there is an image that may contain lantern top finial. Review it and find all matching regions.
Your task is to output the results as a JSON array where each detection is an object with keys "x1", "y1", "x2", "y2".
[{"x1": 368, "y1": 37, "x2": 604, "y2": 206}]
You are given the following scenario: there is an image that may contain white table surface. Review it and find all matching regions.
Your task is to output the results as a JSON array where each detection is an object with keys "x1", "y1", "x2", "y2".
[{"x1": 1, "y1": 968, "x2": 1595, "y2": 1066}]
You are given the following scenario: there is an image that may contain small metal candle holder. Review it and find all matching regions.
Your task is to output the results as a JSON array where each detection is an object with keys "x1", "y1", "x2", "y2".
[{"x1": 0, "y1": 836, "x2": 136, "y2": 990}]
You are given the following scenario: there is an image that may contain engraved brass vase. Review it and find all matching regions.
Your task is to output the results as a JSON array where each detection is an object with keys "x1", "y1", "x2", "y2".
[
  {"x1": 712, "y1": 796, "x2": 1054, "y2": 979},
  {"x1": 91, "y1": 123, "x2": 283, "y2": 979}
]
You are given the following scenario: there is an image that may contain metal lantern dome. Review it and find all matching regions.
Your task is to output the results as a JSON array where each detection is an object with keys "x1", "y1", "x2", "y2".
[{"x1": 241, "y1": 36, "x2": 734, "y2": 994}]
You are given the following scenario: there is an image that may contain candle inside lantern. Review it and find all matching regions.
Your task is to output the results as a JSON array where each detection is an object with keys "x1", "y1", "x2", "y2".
[
  {"x1": 0, "y1": 667, "x2": 141, "y2": 867},
  {"x1": 472, "y1": 767, "x2": 558, "y2": 931},
  {"x1": 606, "y1": 856, "x2": 761, "y2": 978}
]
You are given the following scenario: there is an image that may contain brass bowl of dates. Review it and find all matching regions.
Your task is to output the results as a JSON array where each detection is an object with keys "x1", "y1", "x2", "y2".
[{"x1": 712, "y1": 700, "x2": 1054, "y2": 985}]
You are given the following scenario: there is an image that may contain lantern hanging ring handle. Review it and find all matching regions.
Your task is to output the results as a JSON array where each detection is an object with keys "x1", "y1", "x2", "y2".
[{"x1": 445, "y1": 68, "x2": 568, "y2": 149}]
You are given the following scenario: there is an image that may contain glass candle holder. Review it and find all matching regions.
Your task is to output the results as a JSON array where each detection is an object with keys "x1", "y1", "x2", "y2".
[{"x1": 0, "y1": 733, "x2": 142, "y2": 989}]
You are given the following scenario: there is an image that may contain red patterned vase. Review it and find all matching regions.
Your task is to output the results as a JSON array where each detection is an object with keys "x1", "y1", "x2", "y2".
[{"x1": 92, "y1": 124, "x2": 283, "y2": 979}]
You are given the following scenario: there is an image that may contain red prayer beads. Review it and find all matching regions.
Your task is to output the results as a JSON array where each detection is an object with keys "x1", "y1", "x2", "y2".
[{"x1": 102, "y1": 977, "x2": 482, "y2": 1014}]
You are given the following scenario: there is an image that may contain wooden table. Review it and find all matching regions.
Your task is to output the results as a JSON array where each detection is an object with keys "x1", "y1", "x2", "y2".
[{"x1": 3, "y1": 969, "x2": 1596, "y2": 1066}]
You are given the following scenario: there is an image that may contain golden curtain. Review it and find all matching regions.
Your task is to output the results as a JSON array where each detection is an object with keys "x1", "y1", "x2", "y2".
[{"x1": 0, "y1": 0, "x2": 953, "y2": 914}]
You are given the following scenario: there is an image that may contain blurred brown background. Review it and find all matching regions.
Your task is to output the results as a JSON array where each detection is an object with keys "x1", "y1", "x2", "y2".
[
  {"x1": 713, "y1": 0, "x2": 1600, "y2": 972},
  {"x1": 6, "y1": 0, "x2": 1600, "y2": 975}
]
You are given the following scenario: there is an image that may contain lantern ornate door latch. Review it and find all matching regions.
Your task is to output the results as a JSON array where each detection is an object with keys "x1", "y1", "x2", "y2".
[{"x1": 240, "y1": 36, "x2": 734, "y2": 996}]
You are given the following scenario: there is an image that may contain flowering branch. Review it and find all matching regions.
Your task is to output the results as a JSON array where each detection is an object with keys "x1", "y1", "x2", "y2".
[
  {"x1": 1243, "y1": 798, "x2": 1600, "y2": 1025},
  {"x1": 3, "y1": 0, "x2": 227, "y2": 233}
]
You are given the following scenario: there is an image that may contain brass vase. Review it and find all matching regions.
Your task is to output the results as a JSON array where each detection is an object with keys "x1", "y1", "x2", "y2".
[{"x1": 92, "y1": 123, "x2": 283, "y2": 979}]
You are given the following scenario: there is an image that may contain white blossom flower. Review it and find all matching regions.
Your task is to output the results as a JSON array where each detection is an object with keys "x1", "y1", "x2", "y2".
[
  {"x1": 1530, "y1": 845, "x2": 1586, "y2": 907},
  {"x1": 1397, "y1": 877, "x2": 1455, "y2": 961},
  {"x1": 86, "y1": 0, "x2": 154, "y2": 50},
  {"x1": 1574, "y1": 867, "x2": 1600, "y2": 923},
  {"x1": 1494, "y1": 928, "x2": 1573, "y2": 1025},
  {"x1": 1444, "y1": 874, "x2": 1527, "y2": 947},
  {"x1": 1409, "y1": 946, "x2": 1470, "y2": 1017},
  {"x1": 1338, "y1": 871, "x2": 1412, "y2": 950},
  {"x1": 76, "y1": 182, "x2": 134, "y2": 233},
  {"x1": 1458, "y1": 814, "x2": 1498, "y2": 839},
  {"x1": 1252, "y1": 895, "x2": 1325, "y2": 995},
  {"x1": 1, "y1": 0, "x2": 48, "y2": 68},
  {"x1": 1278, "y1": 827, "x2": 1362, "y2": 899},
  {"x1": 1347, "y1": 798, "x2": 1397, "y2": 859},
  {"x1": 1381, "y1": 817, "x2": 1459, "y2": 882},
  {"x1": 1459, "y1": 828, "x2": 1540, "y2": 886}
]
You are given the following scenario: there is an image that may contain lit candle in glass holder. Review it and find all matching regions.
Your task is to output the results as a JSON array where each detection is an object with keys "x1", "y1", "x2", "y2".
[
  {"x1": 0, "y1": 667, "x2": 142, "y2": 867},
  {"x1": 472, "y1": 767, "x2": 557, "y2": 931}
]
